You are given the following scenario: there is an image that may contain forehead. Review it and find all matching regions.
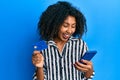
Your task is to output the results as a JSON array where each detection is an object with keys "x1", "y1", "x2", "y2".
[{"x1": 64, "y1": 16, "x2": 76, "y2": 24}]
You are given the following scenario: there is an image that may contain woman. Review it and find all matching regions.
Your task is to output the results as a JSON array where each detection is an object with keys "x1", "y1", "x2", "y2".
[{"x1": 32, "y1": 1, "x2": 95, "y2": 80}]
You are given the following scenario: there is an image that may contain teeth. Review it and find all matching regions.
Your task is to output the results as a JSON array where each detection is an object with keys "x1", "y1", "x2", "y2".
[
  {"x1": 65, "y1": 34, "x2": 69, "y2": 37},
  {"x1": 64, "y1": 34, "x2": 70, "y2": 38}
]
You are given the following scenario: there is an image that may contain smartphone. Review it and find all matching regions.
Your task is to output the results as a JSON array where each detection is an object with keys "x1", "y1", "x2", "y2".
[{"x1": 80, "y1": 50, "x2": 97, "y2": 62}]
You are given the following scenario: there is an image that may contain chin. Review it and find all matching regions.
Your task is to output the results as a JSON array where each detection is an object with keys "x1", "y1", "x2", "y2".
[{"x1": 62, "y1": 38, "x2": 69, "y2": 42}]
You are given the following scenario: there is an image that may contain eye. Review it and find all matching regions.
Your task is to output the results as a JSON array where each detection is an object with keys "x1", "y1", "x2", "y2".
[
  {"x1": 72, "y1": 25, "x2": 76, "y2": 28},
  {"x1": 63, "y1": 25, "x2": 68, "y2": 27},
  {"x1": 72, "y1": 26, "x2": 75, "y2": 28},
  {"x1": 63, "y1": 24, "x2": 68, "y2": 28}
]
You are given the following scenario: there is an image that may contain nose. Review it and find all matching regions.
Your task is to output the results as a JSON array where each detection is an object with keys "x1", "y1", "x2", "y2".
[{"x1": 66, "y1": 27, "x2": 72, "y2": 34}]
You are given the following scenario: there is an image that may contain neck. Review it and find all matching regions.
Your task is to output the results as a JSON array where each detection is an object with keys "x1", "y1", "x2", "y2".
[
  {"x1": 53, "y1": 39, "x2": 67, "y2": 45},
  {"x1": 53, "y1": 39, "x2": 67, "y2": 53}
]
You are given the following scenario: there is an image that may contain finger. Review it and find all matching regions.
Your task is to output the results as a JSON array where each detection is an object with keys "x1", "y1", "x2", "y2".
[
  {"x1": 32, "y1": 52, "x2": 42, "y2": 58},
  {"x1": 32, "y1": 58, "x2": 38, "y2": 65},
  {"x1": 32, "y1": 57, "x2": 44, "y2": 67},
  {"x1": 32, "y1": 54, "x2": 44, "y2": 64},
  {"x1": 74, "y1": 63, "x2": 88, "y2": 72},
  {"x1": 81, "y1": 59, "x2": 92, "y2": 65},
  {"x1": 76, "y1": 61, "x2": 93, "y2": 72},
  {"x1": 32, "y1": 56, "x2": 42, "y2": 62},
  {"x1": 32, "y1": 57, "x2": 40, "y2": 60},
  {"x1": 32, "y1": 61, "x2": 41, "y2": 66},
  {"x1": 32, "y1": 51, "x2": 40, "y2": 56},
  {"x1": 32, "y1": 57, "x2": 42, "y2": 64},
  {"x1": 34, "y1": 50, "x2": 40, "y2": 54},
  {"x1": 75, "y1": 62, "x2": 91, "y2": 71},
  {"x1": 75, "y1": 62, "x2": 87, "y2": 68}
]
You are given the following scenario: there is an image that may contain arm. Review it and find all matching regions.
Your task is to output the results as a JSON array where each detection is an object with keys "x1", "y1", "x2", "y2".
[
  {"x1": 32, "y1": 51, "x2": 44, "y2": 80},
  {"x1": 36, "y1": 67, "x2": 44, "y2": 80}
]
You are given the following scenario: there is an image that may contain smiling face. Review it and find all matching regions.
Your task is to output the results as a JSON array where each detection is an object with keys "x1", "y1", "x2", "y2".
[{"x1": 54, "y1": 16, "x2": 76, "y2": 43}]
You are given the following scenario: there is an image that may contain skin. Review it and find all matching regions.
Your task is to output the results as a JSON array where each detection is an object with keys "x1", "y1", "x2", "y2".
[
  {"x1": 32, "y1": 16, "x2": 94, "y2": 80},
  {"x1": 54, "y1": 16, "x2": 76, "y2": 53},
  {"x1": 32, "y1": 51, "x2": 44, "y2": 80}
]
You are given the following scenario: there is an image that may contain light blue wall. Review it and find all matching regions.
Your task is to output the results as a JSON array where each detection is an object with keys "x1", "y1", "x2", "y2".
[{"x1": 0, "y1": 0, "x2": 120, "y2": 80}]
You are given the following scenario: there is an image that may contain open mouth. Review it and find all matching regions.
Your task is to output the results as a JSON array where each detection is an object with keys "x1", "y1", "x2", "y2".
[{"x1": 63, "y1": 33, "x2": 71, "y2": 40}]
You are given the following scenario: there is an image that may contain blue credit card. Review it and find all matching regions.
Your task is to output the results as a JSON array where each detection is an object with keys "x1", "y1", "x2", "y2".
[
  {"x1": 80, "y1": 50, "x2": 97, "y2": 61},
  {"x1": 33, "y1": 40, "x2": 48, "y2": 51}
]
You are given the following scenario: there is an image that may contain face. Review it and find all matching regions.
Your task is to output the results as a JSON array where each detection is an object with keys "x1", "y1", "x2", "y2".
[{"x1": 55, "y1": 16, "x2": 76, "y2": 42}]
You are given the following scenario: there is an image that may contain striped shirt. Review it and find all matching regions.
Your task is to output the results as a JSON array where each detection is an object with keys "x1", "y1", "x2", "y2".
[{"x1": 33, "y1": 37, "x2": 94, "y2": 80}]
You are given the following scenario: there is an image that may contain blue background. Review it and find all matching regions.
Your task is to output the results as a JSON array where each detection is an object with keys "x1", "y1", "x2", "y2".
[{"x1": 0, "y1": 0, "x2": 120, "y2": 80}]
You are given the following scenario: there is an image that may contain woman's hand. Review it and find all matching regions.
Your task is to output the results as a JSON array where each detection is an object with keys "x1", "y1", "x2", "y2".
[
  {"x1": 74, "y1": 59, "x2": 94, "y2": 78},
  {"x1": 32, "y1": 51, "x2": 44, "y2": 68}
]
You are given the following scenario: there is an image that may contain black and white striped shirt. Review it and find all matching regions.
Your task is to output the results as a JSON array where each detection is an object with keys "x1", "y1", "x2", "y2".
[{"x1": 33, "y1": 37, "x2": 93, "y2": 80}]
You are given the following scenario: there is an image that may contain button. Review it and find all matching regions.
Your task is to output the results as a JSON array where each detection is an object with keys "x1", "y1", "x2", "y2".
[
  {"x1": 60, "y1": 56, "x2": 62, "y2": 58},
  {"x1": 61, "y1": 66, "x2": 63, "y2": 69}
]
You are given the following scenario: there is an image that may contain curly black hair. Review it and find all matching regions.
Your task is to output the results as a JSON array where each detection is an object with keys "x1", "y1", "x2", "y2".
[{"x1": 38, "y1": 1, "x2": 87, "y2": 41}]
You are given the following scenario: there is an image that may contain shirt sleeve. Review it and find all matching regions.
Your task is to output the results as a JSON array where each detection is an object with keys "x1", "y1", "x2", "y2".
[
  {"x1": 32, "y1": 70, "x2": 37, "y2": 80},
  {"x1": 80, "y1": 40, "x2": 95, "y2": 80},
  {"x1": 80, "y1": 40, "x2": 89, "y2": 57}
]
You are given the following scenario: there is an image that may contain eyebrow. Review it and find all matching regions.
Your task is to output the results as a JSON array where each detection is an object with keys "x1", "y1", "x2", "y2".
[{"x1": 63, "y1": 22, "x2": 76, "y2": 25}]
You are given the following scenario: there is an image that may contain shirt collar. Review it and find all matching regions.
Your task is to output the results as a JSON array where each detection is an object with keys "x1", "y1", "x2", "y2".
[{"x1": 47, "y1": 36, "x2": 79, "y2": 46}]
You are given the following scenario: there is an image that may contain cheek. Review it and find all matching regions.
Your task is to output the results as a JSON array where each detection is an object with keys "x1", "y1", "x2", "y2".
[
  {"x1": 72, "y1": 28, "x2": 76, "y2": 33},
  {"x1": 60, "y1": 27, "x2": 67, "y2": 32}
]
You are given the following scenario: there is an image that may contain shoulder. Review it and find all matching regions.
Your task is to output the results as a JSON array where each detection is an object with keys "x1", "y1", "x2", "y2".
[
  {"x1": 70, "y1": 36, "x2": 86, "y2": 43},
  {"x1": 70, "y1": 37, "x2": 88, "y2": 47}
]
